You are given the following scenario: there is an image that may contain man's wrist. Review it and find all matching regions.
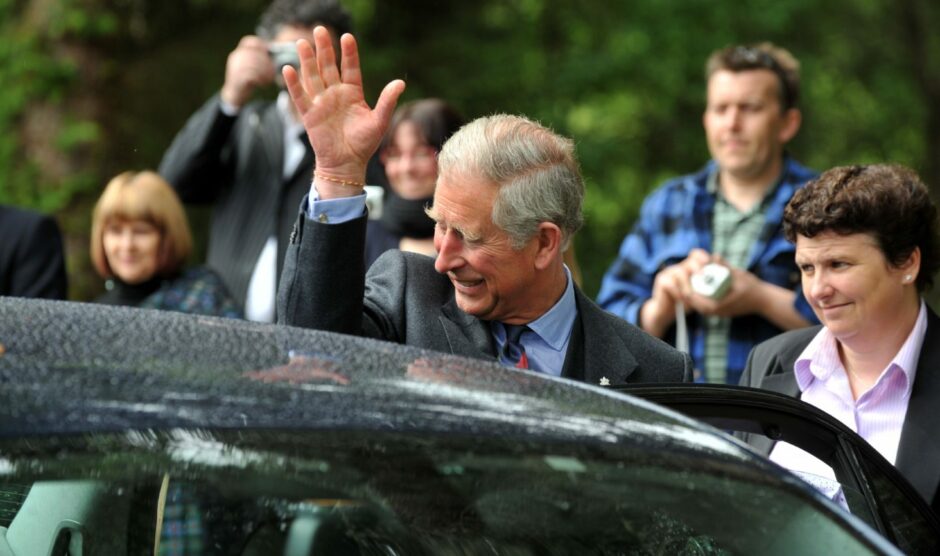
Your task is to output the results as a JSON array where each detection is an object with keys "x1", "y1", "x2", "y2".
[
  {"x1": 312, "y1": 165, "x2": 368, "y2": 200},
  {"x1": 640, "y1": 298, "x2": 673, "y2": 338}
]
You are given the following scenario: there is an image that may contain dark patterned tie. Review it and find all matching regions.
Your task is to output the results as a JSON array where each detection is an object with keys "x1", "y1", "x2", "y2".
[{"x1": 499, "y1": 324, "x2": 530, "y2": 369}]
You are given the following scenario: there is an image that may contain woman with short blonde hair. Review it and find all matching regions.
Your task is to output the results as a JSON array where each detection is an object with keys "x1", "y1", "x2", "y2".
[{"x1": 91, "y1": 171, "x2": 241, "y2": 318}]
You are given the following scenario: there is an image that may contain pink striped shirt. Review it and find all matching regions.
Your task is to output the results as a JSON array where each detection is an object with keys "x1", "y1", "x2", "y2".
[{"x1": 769, "y1": 302, "x2": 926, "y2": 498}]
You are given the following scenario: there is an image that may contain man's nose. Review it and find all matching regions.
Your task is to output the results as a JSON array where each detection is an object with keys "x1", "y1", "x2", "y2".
[
  {"x1": 434, "y1": 230, "x2": 462, "y2": 274},
  {"x1": 726, "y1": 107, "x2": 743, "y2": 129}
]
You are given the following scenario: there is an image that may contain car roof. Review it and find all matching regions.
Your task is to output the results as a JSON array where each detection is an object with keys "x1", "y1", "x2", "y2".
[{"x1": 1, "y1": 297, "x2": 772, "y2": 455}]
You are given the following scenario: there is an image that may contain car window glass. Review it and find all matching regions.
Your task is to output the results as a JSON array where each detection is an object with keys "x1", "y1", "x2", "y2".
[{"x1": 0, "y1": 430, "x2": 889, "y2": 556}]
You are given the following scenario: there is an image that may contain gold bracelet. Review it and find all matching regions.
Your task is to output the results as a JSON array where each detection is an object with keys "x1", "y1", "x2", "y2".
[{"x1": 314, "y1": 170, "x2": 366, "y2": 188}]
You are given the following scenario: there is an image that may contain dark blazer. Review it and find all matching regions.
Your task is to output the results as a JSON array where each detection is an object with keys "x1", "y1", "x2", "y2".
[
  {"x1": 159, "y1": 94, "x2": 314, "y2": 309},
  {"x1": 278, "y1": 209, "x2": 693, "y2": 385},
  {"x1": 741, "y1": 309, "x2": 940, "y2": 511},
  {"x1": 0, "y1": 205, "x2": 67, "y2": 299}
]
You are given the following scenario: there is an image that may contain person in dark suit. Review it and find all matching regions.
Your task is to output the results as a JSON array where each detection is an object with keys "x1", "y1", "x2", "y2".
[
  {"x1": 0, "y1": 205, "x2": 67, "y2": 299},
  {"x1": 741, "y1": 164, "x2": 940, "y2": 511},
  {"x1": 275, "y1": 27, "x2": 692, "y2": 385},
  {"x1": 159, "y1": 0, "x2": 381, "y2": 323}
]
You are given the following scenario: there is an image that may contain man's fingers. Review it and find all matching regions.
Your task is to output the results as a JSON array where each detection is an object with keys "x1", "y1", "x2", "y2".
[
  {"x1": 373, "y1": 79, "x2": 406, "y2": 130},
  {"x1": 314, "y1": 26, "x2": 341, "y2": 86},
  {"x1": 295, "y1": 39, "x2": 323, "y2": 99},
  {"x1": 282, "y1": 66, "x2": 311, "y2": 115},
  {"x1": 339, "y1": 33, "x2": 362, "y2": 87}
]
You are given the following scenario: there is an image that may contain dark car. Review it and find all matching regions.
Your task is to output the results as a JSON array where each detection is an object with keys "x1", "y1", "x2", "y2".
[{"x1": 0, "y1": 297, "x2": 929, "y2": 555}]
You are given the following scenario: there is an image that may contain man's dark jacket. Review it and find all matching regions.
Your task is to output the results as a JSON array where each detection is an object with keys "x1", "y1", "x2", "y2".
[
  {"x1": 0, "y1": 205, "x2": 67, "y2": 299},
  {"x1": 277, "y1": 208, "x2": 693, "y2": 385},
  {"x1": 159, "y1": 95, "x2": 313, "y2": 307}
]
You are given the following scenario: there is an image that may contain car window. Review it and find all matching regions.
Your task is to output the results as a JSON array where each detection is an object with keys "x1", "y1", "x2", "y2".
[
  {"x1": 614, "y1": 384, "x2": 939, "y2": 555},
  {"x1": 0, "y1": 429, "x2": 891, "y2": 556}
]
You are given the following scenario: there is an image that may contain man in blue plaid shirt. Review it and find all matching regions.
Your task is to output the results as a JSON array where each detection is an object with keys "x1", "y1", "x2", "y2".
[{"x1": 597, "y1": 43, "x2": 819, "y2": 385}]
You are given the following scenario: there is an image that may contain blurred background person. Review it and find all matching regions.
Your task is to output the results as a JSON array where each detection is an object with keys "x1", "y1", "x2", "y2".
[
  {"x1": 91, "y1": 171, "x2": 242, "y2": 318},
  {"x1": 159, "y1": 0, "x2": 384, "y2": 323},
  {"x1": 597, "y1": 42, "x2": 816, "y2": 385},
  {"x1": 368, "y1": 98, "x2": 464, "y2": 267},
  {"x1": 0, "y1": 205, "x2": 68, "y2": 299},
  {"x1": 742, "y1": 164, "x2": 940, "y2": 512}
]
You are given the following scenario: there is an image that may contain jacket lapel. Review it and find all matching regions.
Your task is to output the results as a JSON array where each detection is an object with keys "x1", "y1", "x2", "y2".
[
  {"x1": 439, "y1": 298, "x2": 497, "y2": 361},
  {"x1": 258, "y1": 107, "x2": 284, "y2": 182},
  {"x1": 574, "y1": 288, "x2": 639, "y2": 386},
  {"x1": 895, "y1": 308, "x2": 940, "y2": 507}
]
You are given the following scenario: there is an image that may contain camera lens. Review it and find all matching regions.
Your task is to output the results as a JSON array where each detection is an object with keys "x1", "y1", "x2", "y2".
[{"x1": 268, "y1": 43, "x2": 300, "y2": 71}]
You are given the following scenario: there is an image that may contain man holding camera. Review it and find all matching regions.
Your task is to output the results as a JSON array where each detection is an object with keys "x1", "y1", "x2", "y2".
[
  {"x1": 597, "y1": 43, "x2": 818, "y2": 384},
  {"x1": 160, "y1": 0, "x2": 379, "y2": 322}
]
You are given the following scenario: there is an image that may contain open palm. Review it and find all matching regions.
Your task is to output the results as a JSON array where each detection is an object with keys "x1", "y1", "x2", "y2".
[{"x1": 283, "y1": 27, "x2": 405, "y2": 180}]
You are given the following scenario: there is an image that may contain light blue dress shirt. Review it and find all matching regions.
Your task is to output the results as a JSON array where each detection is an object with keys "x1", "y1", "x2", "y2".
[{"x1": 491, "y1": 268, "x2": 575, "y2": 376}]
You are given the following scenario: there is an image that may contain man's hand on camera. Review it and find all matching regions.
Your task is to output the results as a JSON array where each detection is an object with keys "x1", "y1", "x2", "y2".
[
  {"x1": 640, "y1": 249, "x2": 711, "y2": 337},
  {"x1": 221, "y1": 35, "x2": 276, "y2": 109},
  {"x1": 684, "y1": 256, "x2": 762, "y2": 318}
]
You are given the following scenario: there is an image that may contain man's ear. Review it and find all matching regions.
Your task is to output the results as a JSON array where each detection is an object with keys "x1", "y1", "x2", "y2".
[
  {"x1": 533, "y1": 223, "x2": 563, "y2": 270},
  {"x1": 778, "y1": 108, "x2": 802, "y2": 144}
]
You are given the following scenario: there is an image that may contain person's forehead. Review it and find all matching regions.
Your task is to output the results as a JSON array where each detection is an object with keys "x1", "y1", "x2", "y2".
[
  {"x1": 390, "y1": 122, "x2": 428, "y2": 149},
  {"x1": 706, "y1": 69, "x2": 779, "y2": 101},
  {"x1": 795, "y1": 232, "x2": 879, "y2": 256}
]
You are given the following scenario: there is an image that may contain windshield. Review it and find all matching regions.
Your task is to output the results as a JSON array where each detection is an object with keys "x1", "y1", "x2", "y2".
[{"x1": 0, "y1": 429, "x2": 882, "y2": 556}]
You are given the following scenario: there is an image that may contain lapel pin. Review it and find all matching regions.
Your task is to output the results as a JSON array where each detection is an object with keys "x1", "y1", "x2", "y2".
[{"x1": 599, "y1": 377, "x2": 610, "y2": 386}]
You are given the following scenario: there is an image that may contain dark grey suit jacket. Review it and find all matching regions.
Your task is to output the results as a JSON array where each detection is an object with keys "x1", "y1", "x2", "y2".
[
  {"x1": 278, "y1": 209, "x2": 693, "y2": 385},
  {"x1": 741, "y1": 309, "x2": 940, "y2": 511},
  {"x1": 159, "y1": 95, "x2": 314, "y2": 308},
  {"x1": 0, "y1": 205, "x2": 67, "y2": 299}
]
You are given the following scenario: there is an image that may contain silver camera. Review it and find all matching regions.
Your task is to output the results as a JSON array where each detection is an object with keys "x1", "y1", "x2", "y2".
[
  {"x1": 268, "y1": 42, "x2": 300, "y2": 72},
  {"x1": 690, "y1": 263, "x2": 732, "y2": 300},
  {"x1": 364, "y1": 185, "x2": 385, "y2": 220}
]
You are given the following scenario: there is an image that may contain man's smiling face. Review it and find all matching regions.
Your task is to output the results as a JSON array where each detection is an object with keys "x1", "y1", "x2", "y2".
[{"x1": 429, "y1": 173, "x2": 541, "y2": 324}]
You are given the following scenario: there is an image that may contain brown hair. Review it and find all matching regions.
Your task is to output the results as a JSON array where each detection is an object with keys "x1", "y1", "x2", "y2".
[
  {"x1": 783, "y1": 164, "x2": 940, "y2": 291},
  {"x1": 90, "y1": 171, "x2": 193, "y2": 279},
  {"x1": 379, "y1": 98, "x2": 465, "y2": 155},
  {"x1": 705, "y1": 42, "x2": 801, "y2": 111}
]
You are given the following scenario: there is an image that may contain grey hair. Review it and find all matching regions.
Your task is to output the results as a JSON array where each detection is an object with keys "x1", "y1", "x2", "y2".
[{"x1": 437, "y1": 114, "x2": 584, "y2": 250}]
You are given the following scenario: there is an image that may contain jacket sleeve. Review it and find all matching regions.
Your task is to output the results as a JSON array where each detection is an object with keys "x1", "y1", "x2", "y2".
[
  {"x1": 595, "y1": 191, "x2": 670, "y2": 325},
  {"x1": 158, "y1": 94, "x2": 239, "y2": 204},
  {"x1": 277, "y1": 206, "x2": 367, "y2": 336},
  {"x1": 10, "y1": 213, "x2": 68, "y2": 300}
]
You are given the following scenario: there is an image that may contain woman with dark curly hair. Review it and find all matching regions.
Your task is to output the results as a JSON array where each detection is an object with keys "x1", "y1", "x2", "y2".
[{"x1": 742, "y1": 164, "x2": 940, "y2": 512}]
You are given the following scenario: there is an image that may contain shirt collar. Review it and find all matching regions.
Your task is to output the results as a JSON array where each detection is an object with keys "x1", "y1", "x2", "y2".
[
  {"x1": 521, "y1": 266, "x2": 577, "y2": 351},
  {"x1": 277, "y1": 90, "x2": 304, "y2": 134},
  {"x1": 706, "y1": 165, "x2": 784, "y2": 214},
  {"x1": 795, "y1": 300, "x2": 927, "y2": 395}
]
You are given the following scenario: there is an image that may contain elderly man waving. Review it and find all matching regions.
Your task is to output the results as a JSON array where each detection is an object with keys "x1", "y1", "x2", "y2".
[{"x1": 276, "y1": 27, "x2": 691, "y2": 385}]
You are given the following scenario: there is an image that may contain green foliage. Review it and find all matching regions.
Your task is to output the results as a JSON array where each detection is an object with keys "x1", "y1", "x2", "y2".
[
  {"x1": 3, "y1": 0, "x2": 939, "y2": 300},
  {"x1": 0, "y1": 0, "x2": 111, "y2": 213}
]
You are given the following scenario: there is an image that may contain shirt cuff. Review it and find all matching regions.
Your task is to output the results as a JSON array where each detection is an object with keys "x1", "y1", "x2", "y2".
[
  {"x1": 218, "y1": 96, "x2": 241, "y2": 117},
  {"x1": 306, "y1": 186, "x2": 367, "y2": 224}
]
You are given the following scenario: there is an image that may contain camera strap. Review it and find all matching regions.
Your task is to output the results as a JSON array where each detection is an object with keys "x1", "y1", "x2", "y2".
[{"x1": 674, "y1": 301, "x2": 690, "y2": 354}]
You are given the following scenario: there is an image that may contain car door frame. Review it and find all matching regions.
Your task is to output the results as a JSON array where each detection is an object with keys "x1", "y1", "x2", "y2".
[{"x1": 613, "y1": 383, "x2": 940, "y2": 553}]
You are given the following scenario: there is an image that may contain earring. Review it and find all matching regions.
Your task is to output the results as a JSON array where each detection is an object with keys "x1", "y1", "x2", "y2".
[{"x1": 904, "y1": 274, "x2": 913, "y2": 283}]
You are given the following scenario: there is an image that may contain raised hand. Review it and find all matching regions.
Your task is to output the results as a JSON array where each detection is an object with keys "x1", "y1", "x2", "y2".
[{"x1": 282, "y1": 26, "x2": 405, "y2": 197}]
